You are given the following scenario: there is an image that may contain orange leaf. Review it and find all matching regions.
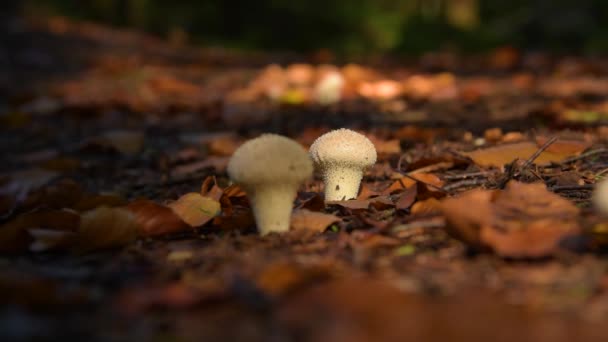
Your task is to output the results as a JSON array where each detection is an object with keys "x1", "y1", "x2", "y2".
[
  {"x1": 126, "y1": 200, "x2": 188, "y2": 237},
  {"x1": 168, "y1": 193, "x2": 221, "y2": 227},
  {"x1": 462, "y1": 141, "x2": 588, "y2": 168},
  {"x1": 291, "y1": 209, "x2": 340, "y2": 234},
  {"x1": 73, "y1": 207, "x2": 138, "y2": 253}
]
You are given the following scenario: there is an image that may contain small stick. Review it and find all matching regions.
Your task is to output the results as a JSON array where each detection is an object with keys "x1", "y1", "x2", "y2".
[
  {"x1": 521, "y1": 136, "x2": 558, "y2": 170},
  {"x1": 442, "y1": 171, "x2": 495, "y2": 180},
  {"x1": 550, "y1": 184, "x2": 594, "y2": 192},
  {"x1": 561, "y1": 148, "x2": 608, "y2": 164},
  {"x1": 443, "y1": 178, "x2": 488, "y2": 192}
]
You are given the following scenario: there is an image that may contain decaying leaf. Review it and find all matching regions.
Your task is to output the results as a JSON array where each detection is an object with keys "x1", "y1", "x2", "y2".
[
  {"x1": 168, "y1": 193, "x2": 221, "y2": 227},
  {"x1": 328, "y1": 195, "x2": 394, "y2": 211},
  {"x1": 73, "y1": 207, "x2": 138, "y2": 253},
  {"x1": 440, "y1": 181, "x2": 581, "y2": 258},
  {"x1": 98, "y1": 130, "x2": 145, "y2": 155},
  {"x1": 291, "y1": 209, "x2": 340, "y2": 234},
  {"x1": 0, "y1": 209, "x2": 80, "y2": 253},
  {"x1": 256, "y1": 261, "x2": 329, "y2": 297},
  {"x1": 410, "y1": 197, "x2": 442, "y2": 215},
  {"x1": 126, "y1": 200, "x2": 189, "y2": 237},
  {"x1": 462, "y1": 141, "x2": 589, "y2": 168}
]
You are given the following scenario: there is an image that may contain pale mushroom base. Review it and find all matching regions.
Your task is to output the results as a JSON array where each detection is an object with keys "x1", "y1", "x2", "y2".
[
  {"x1": 593, "y1": 179, "x2": 608, "y2": 216},
  {"x1": 322, "y1": 166, "x2": 364, "y2": 201},
  {"x1": 246, "y1": 184, "x2": 298, "y2": 235}
]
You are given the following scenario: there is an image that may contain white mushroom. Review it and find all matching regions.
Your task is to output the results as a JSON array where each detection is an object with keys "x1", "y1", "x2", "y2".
[
  {"x1": 593, "y1": 178, "x2": 608, "y2": 216},
  {"x1": 227, "y1": 134, "x2": 313, "y2": 235},
  {"x1": 309, "y1": 128, "x2": 377, "y2": 201}
]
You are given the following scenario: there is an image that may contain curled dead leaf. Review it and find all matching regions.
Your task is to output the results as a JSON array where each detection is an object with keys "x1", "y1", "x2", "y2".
[{"x1": 440, "y1": 181, "x2": 581, "y2": 258}]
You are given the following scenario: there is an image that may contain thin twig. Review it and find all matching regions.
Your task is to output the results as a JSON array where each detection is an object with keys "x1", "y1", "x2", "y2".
[
  {"x1": 561, "y1": 148, "x2": 608, "y2": 164},
  {"x1": 443, "y1": 178, "x2": 488, "y2": 192},
  {"x1": 550, "y1": 184, "x2": 594, "y2": 192},
  {"x1": 442, "y1": 171, "x2": 495, "y2": 180},
  {"x1": 521, "y1": 136, "x2": 558, "y2": 170}
]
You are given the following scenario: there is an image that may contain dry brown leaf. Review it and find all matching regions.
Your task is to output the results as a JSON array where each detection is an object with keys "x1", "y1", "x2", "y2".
[
  {"x1": 256, "y1": 262, "x2": 329, "y2": 297},
  {"x1": 73, "y1": 207, "x2": 138, "y2": 253},
  {"x1": 208, "y1": 137, "x2": 242, "y2": 156},
  {"x1": 368, "y1": 136, "x2": 401, "y2": 154},
  {"x1": 168, "y1": 193, "x2": 221, "y2": 227},
  {"x1": 200, "y1": 176, "x2": 224, "y2": 201},
  {"x1": 72, "y1": 193, "x2": 127, "y2": 211},
  {"x1": 440, "y1": 181, "x2": 581, "y2": 258},
  {"x1": 462, "y1": 141, "x2": 588, "y2": 168},
  {"x1": 126, "y1": 200, "x2": 189, "y2": 237},
  {"x1": 100, "y1": 130, "x2": 145, "y2": 155},
  {"x1": 0, "y1": 209, "x2": 80, "y2": 253},
  {"x1": 19, "y1": 179, "x2": 84, "y2": 212},
  {"x1": 395, "y1": 186, "x2": 418, "y2": 210},
  {"x1": 411, "y1": 197, "x2": 442, "y2": 215},
  {"x1": 291, "y1": 209, "x2": 340, "y2": 234},
  {"x1": 171, "y1": 156, "x2": 230, "y2": 175},
  {"x1": 328, "y1": 195, "x2": 394, "y2": 210}
]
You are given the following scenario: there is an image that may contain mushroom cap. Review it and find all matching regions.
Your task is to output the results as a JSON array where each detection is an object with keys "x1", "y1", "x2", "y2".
[
  {"x1": 309, "y1": 128, "x2": 377, "y2": 169},
  {"x1": 228, "y1": 134, "x2": 313, "y2": 186}
]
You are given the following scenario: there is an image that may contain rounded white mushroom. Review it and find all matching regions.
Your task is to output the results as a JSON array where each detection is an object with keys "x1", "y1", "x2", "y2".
[
  {"x1": 593, "y1": 178, "x2": 608, "y2": 216},
  {"x1": 309, "y1": 128, "x2": 377, "y2": 201},
  {"x1": 227, "y1": 134, "x2": 313, "y2": 235}
]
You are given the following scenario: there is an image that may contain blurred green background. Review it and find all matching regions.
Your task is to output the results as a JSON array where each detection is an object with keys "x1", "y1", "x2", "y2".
[{"x1": 17, "y1": 0, "x2": 608, "y2": 55}]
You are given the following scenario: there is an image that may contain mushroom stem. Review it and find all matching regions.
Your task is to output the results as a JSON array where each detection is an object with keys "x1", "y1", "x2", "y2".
[
  {"x1": 323, "y1": 166, "x2": 364, "y2": 201},
  {"x1": 247, "y1": 184, "x2": 298, "y2": 235}
]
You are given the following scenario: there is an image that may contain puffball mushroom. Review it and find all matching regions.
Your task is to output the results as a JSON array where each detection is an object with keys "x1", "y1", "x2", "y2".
[
  {"x1": 309, "y1": 128, "x2": 377, "y2": 201},
  {"x1": 593, "y1": 179, "x2": 608, "y2": 216},
  {"x1": 227, "y1": 134, "x2": 313, "y2": 235}
]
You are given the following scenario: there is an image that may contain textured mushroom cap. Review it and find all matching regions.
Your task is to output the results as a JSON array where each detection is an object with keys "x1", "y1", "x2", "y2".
[
  {"x1": 309, "y1": 128, "x2": 377, "y2": 168},
  {"x1": 228, "y1": 134, "x2": 313, "y2": 186}
]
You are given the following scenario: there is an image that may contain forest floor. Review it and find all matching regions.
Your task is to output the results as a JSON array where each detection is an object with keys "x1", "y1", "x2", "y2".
[{"x1": 2, "y1": 15, "x2": 608, "y2": 342}]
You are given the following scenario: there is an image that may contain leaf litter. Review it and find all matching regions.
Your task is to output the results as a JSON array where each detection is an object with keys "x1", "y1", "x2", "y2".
[{"x1": 2, "y1": 15, "x2": 608, "y2": 342}]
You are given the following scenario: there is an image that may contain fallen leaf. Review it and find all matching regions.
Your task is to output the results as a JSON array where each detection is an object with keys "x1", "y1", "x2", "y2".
[
  {"x1": 171, "y1": 156, "x2": 230, "y2": 175},
  {"x1": 440, "y1": 181, "x2": 581, "y2": 258},
  {"x1": 99, "y1": 130, "x2": 145, "y2": 155},
  {"x1": 256, "y1": 261, "x2": 329, "y2": 297},
  {"x1": 1, "y1": 168, "x2": 58, "y2": 198},
  {"x1": 73, "y1": 207, "x2": 138, "y2": 253},
  {"x1": 462, "y1": 141, "x2": 588, "y2": 168},
  {"x1": 126, "y1": 200, "x2": 189, "y2": 237},
  {"x1": 168, "y1": 193, "x2": 221, "y2": 227},
  {"x1": 410, "y1": 197, "x2": 442, "y2": 215},
  {"x1": 395, "y1": 186, "x2": 418, "y2": 210},
  {"x1": 291, "y1": 209, "x2": 340, "y2": 234},
  {"x1": 0, "y1": 209, "x2": 80, "y2": 253},
  {"x1": 208, "y1": 136, "x2": 243, "y2": 156},
  {"x1": 72, "y1": 193, "x2": 127, "y2": 211},
  {"x1": 200, "y1": 176, "x2": 224, "y2": 201},
  {"x1": 328, "y1": 195, "x2": 394, "y2": 211},
  {"x1": 19, "y1": 179, "x2": 84, "y2": 212},
  {"x1": 28, "y1": 228, "x2": 75, "y2": 252},
  {"x1": 368, "y1": 136, "x2": 401, "y2": 154}
]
